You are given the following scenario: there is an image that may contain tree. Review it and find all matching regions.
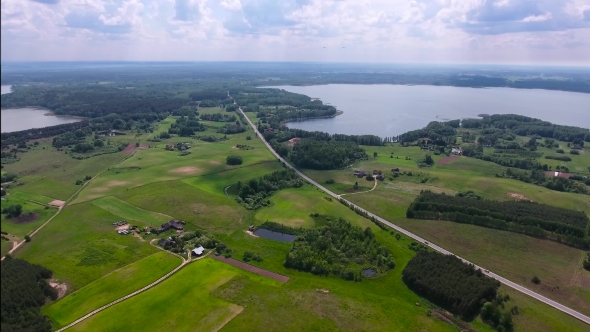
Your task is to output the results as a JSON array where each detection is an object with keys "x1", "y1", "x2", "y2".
[
  {"x1": 373, "y1": 152, "x2": 378, "y2": 158},
  {"x1": 226, "y1": 155, "x2": 243, "y2": 165},
  {"x1": 353, "y1": 182, "x2": 359, "y2": 190},
  {"x1": 424, "y1": 154, "x2": 434, "y2": 165},
  {"x1": 24, "y1": 235, "x2": 31, "y2": 242},
  {"x1": 531, "y1": 276, "x2": 541, "y2": 284}
]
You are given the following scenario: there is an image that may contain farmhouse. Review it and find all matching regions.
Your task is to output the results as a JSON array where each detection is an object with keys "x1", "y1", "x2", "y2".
[
  {"x1": 158, "y1": 238, "x2": 177, "y2": 247},
  {"x1": 376, "y1": 175, "x2": 385, "y2": 181},
  {"x1": 451, "y1": 148, "x2": 462, "y2": 155},
  {"x1": 158, "y1": 220, "x2": 185, "y2": 233},
  {"x1": 192, "y1": 246, "x2": 205, "y2": 257},
  {"x1": 353, "y1": 170, "x2": 367, "y2": 178}
]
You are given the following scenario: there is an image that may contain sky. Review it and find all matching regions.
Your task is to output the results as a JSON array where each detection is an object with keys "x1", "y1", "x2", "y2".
[{"x1": 1, "y1": 0, "x2": 590, "y2": 65}]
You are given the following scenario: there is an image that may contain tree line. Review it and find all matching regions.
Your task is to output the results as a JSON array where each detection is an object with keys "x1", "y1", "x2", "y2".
[
  {"x1": 263, "y1": 127, "x2": 383, "y2": 146},
  {"x1": 284, "y1": 217, "x2": 395, "y2": 281},
  {"x1": 235, "y1": 170, "x2": 303, "y2": 210},
  {"x1": 498, "y1": 168, "x2": 589, "y2": 195},
  {"x1": 407, "y1": 191, "x2": 589, "y2": 248},
  {"x1": 402, "y1": 251, "x2": 500, "y2": 320},
  {"x1": 1, "y1": 257, "x2": 57, "y2": 332},
  {"x1": 399, "y1": 121, "x2": 458, "y2": 145}
]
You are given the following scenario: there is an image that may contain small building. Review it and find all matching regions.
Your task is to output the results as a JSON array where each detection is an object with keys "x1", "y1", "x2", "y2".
[
  {"x1": 354, "y1": 170, "x2": 367, "y2": 178},
  {"x1": 287, "y1": 137, "x2": 301, "y2": 146},
  {"x1": 192, "y1": 246, "x2": 205, "y2": 257},
  {"x1": 376, "y1": 175, "x2": 385, "y2": 181},
  {"x1": 391, "y1": 168, "x2": 400, "y2": 173},
  {"x1": 158, "y1": 238, "x2": 177, "y2": 247},
  {"x1": 158, "y1": 220, "x2": 185, "y2": 233},
  {"x1": 451, "y1": 148, "x2": 462, "y2": 155},
  {"x1": 165, "y1": 144, "x2": 175, "y2": 151},
  {"x1": 372, "y1": 170, "x2": 379, "y2": 175}
]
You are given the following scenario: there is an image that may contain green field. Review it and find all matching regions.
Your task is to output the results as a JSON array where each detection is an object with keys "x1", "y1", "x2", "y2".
[
  {"x1": 1, "y1": 192, "x2": 58, "y2": 238},
  {"x1": 91, "y1": 196, "x2": 172, "y2": 226},
  {"x1": 44, "y1": 252, "x2": 181, "y2": 329}
]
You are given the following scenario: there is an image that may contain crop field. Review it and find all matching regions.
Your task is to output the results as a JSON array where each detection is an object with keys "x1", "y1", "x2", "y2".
[
  {"x1": 68, "y1": 258, "x2": 264, "y2": 332},
  {"x1": 91, "y1": 196, "x2": 172, "y2": 226},
  {"x1": 44, "y1": 252, "x2": 181, "y2": 329},
  {"x1": 16, "y1": 202, "x2": 158, "y2": 289},
  {"x1": 0, "y1": 193, "x2": 57, "y2": 238}
]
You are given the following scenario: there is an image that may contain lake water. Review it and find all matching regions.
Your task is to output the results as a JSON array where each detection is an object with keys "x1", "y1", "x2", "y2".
[
  {"x1": 253, "y1": 228, "x2": 297, "y2": 242},
  {"x1": 1, "y1": 107, "x2": 82, "y2": 133},
  {"x1": 266, "y1": 85, "x2": 590, "y2": 137},
  {"x1": 1, "y1": 85, "x2": 12, "y2": 94}
]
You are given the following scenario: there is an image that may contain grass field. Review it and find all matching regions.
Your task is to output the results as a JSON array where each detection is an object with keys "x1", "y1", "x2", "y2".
[
  {"x1": 68, "y1": 259, "x2": 261, "y2": 332},
  {"x1": 1, "y1": 192, "x2": 58, "y2": 238},
  {"x1": 91, "y1": 196, "x2": 172, "y2": 226},
  {"x1": 44, "y1": 252, "x2": 181, "y2": 329},
  {"x1": 16, "y1": 202, "x2": 158, "y2": 290}
]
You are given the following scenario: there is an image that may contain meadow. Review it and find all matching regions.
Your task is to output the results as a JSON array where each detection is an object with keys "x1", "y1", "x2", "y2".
[
  {"x1": 44, "y1": 252, "x2": 180, "y2": 329},
  {"x1": 0, "y1": 191, "x2": 58, "y2": 238}
]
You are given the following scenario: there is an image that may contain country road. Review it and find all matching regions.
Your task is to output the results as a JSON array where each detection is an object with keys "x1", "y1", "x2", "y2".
[{"x1": 237, "y1": 105, "x2": 590, "y2": 325}]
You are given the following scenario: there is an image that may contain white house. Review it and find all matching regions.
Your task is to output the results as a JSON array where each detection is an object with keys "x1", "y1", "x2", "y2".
[
  {"x1": 451, "y1": 148, "x2": 462, "y2": 155},
  {"x1": 192, "y1": 246, "x2": 205, "y2": 257}
]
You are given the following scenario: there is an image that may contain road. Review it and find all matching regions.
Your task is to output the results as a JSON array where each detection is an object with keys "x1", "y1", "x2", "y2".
[{"x1": 237, "y1": 106, "x2": 590, "y2": 325}]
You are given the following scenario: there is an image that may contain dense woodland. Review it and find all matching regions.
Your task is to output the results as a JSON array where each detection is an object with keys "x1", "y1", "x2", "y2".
[
  {"x1": 284, "y1": 217, "x2": 396, "y2": 280},
  {"x1": 402, "y1": 251, "x2": 500, "y2": 320},
  {"x1": 235, "y1": 170, "x2": 303, "y2": 210},
  {"x1": 287, "y1": 138, "x2": 368, "y2": 170},
  {"x1": 264, "y1": 127, "x2": 383, "y2": 146},
  {"x1": 407, "y1": 191, "x2": 589, "y2": 247},
  {"x1": 1, "y1": 257, "x2": 57, "y2": 332}
]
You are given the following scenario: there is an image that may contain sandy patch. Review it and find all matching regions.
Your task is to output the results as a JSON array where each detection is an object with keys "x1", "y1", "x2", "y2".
[
  {"x1": 507, "y1": 193, "x2": 532, "y2": 201},
  {"x1": 48, "y1": 200, "x2": 66, "y2": 207},
  {"x1": 169, "y1": 166, "x2": 202, "y2": 175},
  {"x1": 245, "y1": 230, "x2": 259, "y2": 237},
  {"x1": 210, "y1": 160, "x2": 221, "y2": 165},
  {"x1": 138, "y1": 144, "x2": 150, "y2": 150},
  {"x1": 50, "y1": 280, "x2": 68, "y2": 299},
  {"x1": 544, "y1": 171, "x2": 573, "y2": 179},
  {"x1": 92, "y1": 180, "x2": 130, "y2": 192}
]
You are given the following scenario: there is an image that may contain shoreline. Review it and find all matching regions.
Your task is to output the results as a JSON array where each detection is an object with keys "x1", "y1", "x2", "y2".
[
  {"x1": 1, "y1": 106, "x2": 87, "y2": 120},
  {"x1": 281, "y1": 110, "x2": 343, "y2": 126}
]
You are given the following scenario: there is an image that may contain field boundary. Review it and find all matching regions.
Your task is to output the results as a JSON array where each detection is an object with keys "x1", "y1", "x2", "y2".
[{"x1": 212, "y1": 255, "x2": 290, "y2": 282}]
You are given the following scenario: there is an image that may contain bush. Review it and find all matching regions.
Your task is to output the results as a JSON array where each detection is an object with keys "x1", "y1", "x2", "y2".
[
  {"x1": 531, "y1": 276, "x2": 541, "y2": 284},
  {"x1": 243, "y1": 251, "x2": 263, "y2": 262},
  {"x1": 325, "y1": 179, "x2": 335, "y2": 184},
  {"x1": 556, "y1": 149, "x2": 564, "y2": 153},
  {"x1": 246, "y1": 136, "x2": 252, "y2": 140},
  {"x1": 226, "y1": 155, "x2": 243, "y2": 165},
  {"x1": 366, "y1": 174, "x2": 374, "y2": 181},
  {"x1": 2, "y1": 204, "x2": 22, "y2": 218},
  {"x1": 570, "y1": 150, "x2": 580, "y2": 155},
  {"x1": 24, "y1": 235, "x2": 31, "y2": 242}
]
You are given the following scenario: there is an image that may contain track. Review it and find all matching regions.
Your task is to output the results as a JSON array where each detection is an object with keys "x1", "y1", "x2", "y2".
[{"x1": 237, "y1": 105, "x2": 590, "y2": 325}]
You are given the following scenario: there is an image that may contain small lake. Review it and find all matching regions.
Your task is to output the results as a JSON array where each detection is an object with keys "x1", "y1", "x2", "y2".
[
  {"x1": 1, "y1": 85, "x2": 12, "y2": 95},
  {"x1": 254, "y1": 228, "x2": 297, "y2": 242},
  {"x1": 1, "y1": 107, "x2": 82, "y2": 133},
  {"x1": 264, "y1": 85, "x2": 590, "y2": 137}
]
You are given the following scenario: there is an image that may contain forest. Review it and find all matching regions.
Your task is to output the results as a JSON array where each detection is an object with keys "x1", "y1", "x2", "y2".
[
  {"x1": 1, "y1": 257, "x2": 57, "y2": 332},
  {"x1": 407, "y1": 191, "x2": 589, "y2": 247},
  {"x1": 200, "y1": 113, "x2": 236, "y2": 122},
  {"x1": 284, "y1": 217, "x2": 396, "y2": 280},
  {"x1": 402, "y1": 251, "x2": 500, "y2": 320},
  {"x1": 498, "y1": 168, "x2": 589, "y2": 195},
  {"x1": 263, "y1": 127, "x2": 383, "y2": 146},
  {"x1": 168, "y1": 115, "x2": 206, "y2": 137},
  {"x1": 399, "y1": 121, "x2": 458, "y2": 145},
  {"x1": 286, "y1": 138, "x2": 368, "y2": 170},
  {"x1": 235, "y1": 170, "x2": 304, "y2": 210}
]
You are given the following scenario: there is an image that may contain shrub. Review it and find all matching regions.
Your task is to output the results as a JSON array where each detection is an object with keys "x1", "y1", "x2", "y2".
[
  {"x1": 226, "y1": 155, "x2": 243, "y2": 165},
  {"x1": 570, "y1": 150, "x2": 580, "y2": 155},
  {"x1": 24, "y1": 235, "x2": 31, "y2": 242},
  {"x1": 246, "y1": 136, "x2": 252, "y2": 140},
  {"x1": 556, "y1": 149, "x2": 564, "y2": 153},
  {"x1": 531, "y1": 276, "x2": 541, "y2": 284},
  {"x1": 325, "y1": 179, "x2": 335, "y2": 184}
]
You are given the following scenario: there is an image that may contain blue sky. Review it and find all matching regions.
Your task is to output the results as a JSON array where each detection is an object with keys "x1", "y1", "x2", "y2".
[{"x1": 1, "y1": 0, "x2": 589, "y2": 65}]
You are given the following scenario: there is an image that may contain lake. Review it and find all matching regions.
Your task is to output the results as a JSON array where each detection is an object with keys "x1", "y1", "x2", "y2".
[
  {"x1": 266, "y1": 85, "x2": 590, "y2": 137},
  {"x1": 1, "y1": 107, "x2": 82, "y2": 133},
  {"x1": 1, "y1": 85, "x2": 12, "y2": 94}
]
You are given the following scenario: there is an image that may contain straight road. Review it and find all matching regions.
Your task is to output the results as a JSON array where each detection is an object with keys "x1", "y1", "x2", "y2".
[{"x1": 237, "y1": 106, "x2": 590, "y2": 325}]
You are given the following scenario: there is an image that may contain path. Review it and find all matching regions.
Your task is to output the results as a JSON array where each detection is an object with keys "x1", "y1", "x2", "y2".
[
  {"x1": 2, "y1": 148, "x2": 138, "y2": 260},
  {"x1": 56, "y1": 250, "x2": 211, "y2": 331},
  {"x1": 236, "y1": 104, "x2": 590, "y2": 325},
  {"x1": 340, "y1": 177, "x2": 377, "y2": 197}
]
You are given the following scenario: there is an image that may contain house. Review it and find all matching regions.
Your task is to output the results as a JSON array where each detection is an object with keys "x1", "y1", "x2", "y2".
[
  {"x1": 192, "y1": 246, "x2": 205, "y2": 257},
  {"x1": 391, "y1": 168, "x2": 400, "y2": 173},
  {"x1": 287, "y1": 137, "x2": 301, "y2": 146},
  {"x1": 158, "y1": 220, "x2": 185, "y2": 233},
  {"x1": 165, "y1": 144, "x2": 175, "y2": 151},
  {"x1": 99, "y1": 130, "x2": 125, "y2": 137},
  {"x1": 376, "y1": 175, "x2": 385, "y2": 181},
  {"x1": 451, "y1": 148, "x2": 462, "y2": 155},
  {"x1": 354, "y1": 170, "x2": 367, "y2": 178},
  {"x1": 267, "y1": 128, "x2": 274, "y2": 132},
  {"x1": 158, "y1": 238, "x2": 177, "y2": 247}
]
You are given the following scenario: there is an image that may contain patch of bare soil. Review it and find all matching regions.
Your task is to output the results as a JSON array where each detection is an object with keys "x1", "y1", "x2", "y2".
[
  {"x1": 212, "y1": 255, "x2": 290, "y2": 282},
  {"x1": 169, "y1": 166, "x2": 202, "y2": 175},
  {"x1": 138, "y1": 143, "x2": 150, "y2": 150},
  {"x1": 49, "y1": 280, "x2": 68, "y2": 299},
  {"x1": 244, "y1": 230, "x2": 258, "y2": 238},
  {"x1": 92, "y1": 180, "x2": 130, "y2": 192},
  {"x1": 507, "y1": 192, "x2": 532, "y2": 201},
  {"x1": 121, "y1": 143, "x2": 136, "y2": 154},
  {"x1": 8, "y1": 213, "x2": 39, "y2": 224},
  {"x1": 48, "y1": 200, "x2": 66, "y2": 207},
  {"x1": 437, "y1": 156, "x2": 458, "y2": 165}
]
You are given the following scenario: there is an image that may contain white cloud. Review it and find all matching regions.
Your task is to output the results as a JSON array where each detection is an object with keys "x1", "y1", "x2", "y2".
[{"x1": 0, "y1": 0, "x2": 588, "y2": 64}]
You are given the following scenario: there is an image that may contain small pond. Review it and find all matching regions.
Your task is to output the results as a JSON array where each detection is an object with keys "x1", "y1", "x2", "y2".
[
  {"x1": 363, "y1": 268, "x2": 376, "y2": 277},
  {"x1": 254, "y1": 228, "x2": 297, "y2": 242}
]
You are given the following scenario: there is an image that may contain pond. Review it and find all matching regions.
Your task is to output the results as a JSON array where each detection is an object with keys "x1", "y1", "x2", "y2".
[
  {"x1": 363, "y1": 268, "x2": 376, "y2": 277},
  {"x1": 1, "y1": 107, "x2": 82, "y2": 133},
  {"x1": 263, "y1": 84, "x2": 590, "y2": 137},
  {"x1": 253, "y1": 228, "x2": 297, "y2": 242}
]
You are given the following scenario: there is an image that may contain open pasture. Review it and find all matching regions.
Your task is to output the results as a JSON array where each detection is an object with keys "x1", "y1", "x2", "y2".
[
  {"x1": 44, "y1": 252, "x2": 181, "y2": 329},
  {"x1": 91, "y1": 196, "x2": 172, "y2": 226},
  {"x1": 16, "y1": 202, "x2": 157, "y2": 289},
  {"x1": 1, "y1": 192, "x2": 57, "y2": 238}
]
